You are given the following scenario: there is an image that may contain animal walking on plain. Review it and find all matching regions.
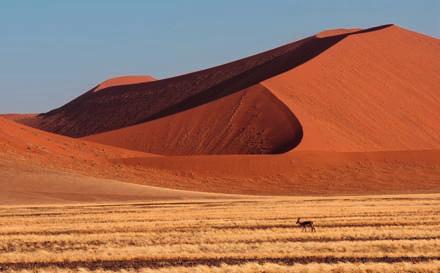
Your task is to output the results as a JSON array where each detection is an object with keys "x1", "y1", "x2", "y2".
[{"x1": 297, "y1": 217, "x2": 316, "y2": 232}]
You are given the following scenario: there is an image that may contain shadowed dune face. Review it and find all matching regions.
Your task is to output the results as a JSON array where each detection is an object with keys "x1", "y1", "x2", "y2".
[{"x1": 23, "y1": 30, "x2": 351, "y2": 155}]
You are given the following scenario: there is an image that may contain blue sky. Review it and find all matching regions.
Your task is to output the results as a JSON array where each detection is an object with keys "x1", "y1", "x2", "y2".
[{"x1": 1, "y1": 1, "x2": 439, "y2": 113}]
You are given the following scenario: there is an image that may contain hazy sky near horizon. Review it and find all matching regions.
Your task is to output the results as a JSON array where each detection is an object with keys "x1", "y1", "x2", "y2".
[{"x1": 1, "y1": 1, "x2": 439, "y2": 113}]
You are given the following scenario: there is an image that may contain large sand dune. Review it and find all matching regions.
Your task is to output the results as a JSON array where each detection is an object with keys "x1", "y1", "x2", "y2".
[{"x1": 21, "y1": 24, "x2": 440, "y2": 155}]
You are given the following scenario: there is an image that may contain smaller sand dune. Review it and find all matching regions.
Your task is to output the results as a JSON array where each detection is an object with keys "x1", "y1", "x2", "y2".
[
  {"x1": 0, "y1": 117, "x2": 232, "y2": 205},
  {"x1": 0, "y1": 117, "x2": 439, "y2": 202},
  {"x1": 94, "y1": 75, "x2": 155, "y2": 92}
]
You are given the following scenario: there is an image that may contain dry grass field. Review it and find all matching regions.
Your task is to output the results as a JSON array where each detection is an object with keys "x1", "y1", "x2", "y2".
[{"x1": 0, "y1": 194, "x2": 439, "y2": 272}]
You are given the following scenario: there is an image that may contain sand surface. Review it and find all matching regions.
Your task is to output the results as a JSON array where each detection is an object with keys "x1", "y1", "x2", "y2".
[{"x1": 0, "y1": 160, "x2": 229, "y2": 205}]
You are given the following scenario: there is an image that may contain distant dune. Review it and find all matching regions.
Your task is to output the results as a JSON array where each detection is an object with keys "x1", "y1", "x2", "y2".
[
  {"x1": 93, "y1": 75, "x2": 155, "y2": 92},
  {"x1": 2, "y1": 24, "x2": 440, "y2": 204}
]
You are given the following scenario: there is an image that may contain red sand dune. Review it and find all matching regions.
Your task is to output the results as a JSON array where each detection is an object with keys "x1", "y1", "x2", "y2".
[
  {"x1": 22, "y1": 24, "x2": 440, "y2": 155},
  {"x1": 22, "y1": 28, "x2": 349, "y2": 153},
  {"x1": 2, "y1": 24, "x2": 440, "y2": 203}
]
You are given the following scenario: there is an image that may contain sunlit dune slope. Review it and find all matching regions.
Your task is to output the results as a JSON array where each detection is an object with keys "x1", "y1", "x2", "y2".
[
  {"x1": 0, "y1": 116, "x2": 148, "y2": 164},
  {"x1": 263, "y1": 25, "x2": 440, "y2": 151}
]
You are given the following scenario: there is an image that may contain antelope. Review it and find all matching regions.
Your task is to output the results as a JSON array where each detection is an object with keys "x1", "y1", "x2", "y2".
[{"x1": 296, "y1": 217, "x2": 316, "y2": 232}]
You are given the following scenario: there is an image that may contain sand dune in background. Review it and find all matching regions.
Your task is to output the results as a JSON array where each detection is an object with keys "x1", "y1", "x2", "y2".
[
  {"x1": 93, "y1": 75, "x2": 155, "y2": 92},
  {"x1": 22, "y1": 24, "x2": 440, "y2": 155},
  {"x1": 23, "y1": 27, "x2": 350, "y2": 154}
]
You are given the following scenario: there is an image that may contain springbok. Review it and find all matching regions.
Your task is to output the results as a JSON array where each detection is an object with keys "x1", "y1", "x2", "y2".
[{"x1": 296, "y1": 217, "x2": 316, "y2": 232}]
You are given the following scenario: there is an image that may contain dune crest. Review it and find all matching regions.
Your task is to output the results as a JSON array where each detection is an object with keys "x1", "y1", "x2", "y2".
[
  {"x1": 94, "y1": 75, "x2": 155, "y2": 92},
  {"x1": 316, "y1": 28, "x2": 361, "y2": 38}
]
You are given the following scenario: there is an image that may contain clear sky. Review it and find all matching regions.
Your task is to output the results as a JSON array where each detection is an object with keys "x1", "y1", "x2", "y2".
[{"x1": 1, "y1": 0, "x2": 439, "y2": 113}]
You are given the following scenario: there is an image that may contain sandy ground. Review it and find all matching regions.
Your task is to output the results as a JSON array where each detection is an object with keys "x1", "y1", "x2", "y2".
[{"x1": 0, "y1": 159, "x2": 234, "y2": 205}]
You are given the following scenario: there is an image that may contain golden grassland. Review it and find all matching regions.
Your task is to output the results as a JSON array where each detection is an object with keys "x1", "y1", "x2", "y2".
[{"x1": 0, "y1": 194, "x2": 439, "y2": 272}]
